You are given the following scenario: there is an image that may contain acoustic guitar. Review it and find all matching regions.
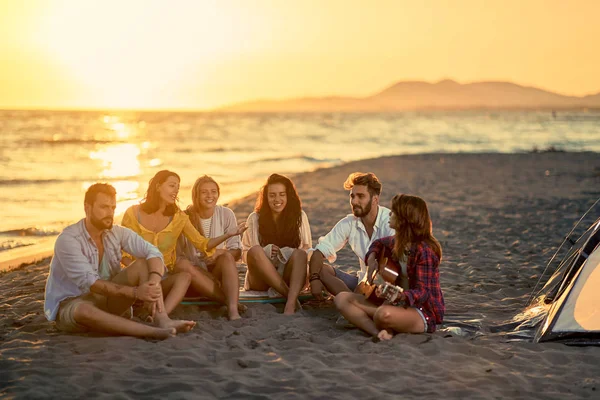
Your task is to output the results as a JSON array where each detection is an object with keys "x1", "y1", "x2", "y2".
[{"x1": 354, "y1": 253, "x2": 402, "y2": 304}]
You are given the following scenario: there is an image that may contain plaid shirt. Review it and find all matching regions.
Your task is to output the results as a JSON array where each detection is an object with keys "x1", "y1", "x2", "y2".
[{"x1": 366, "y1": 236, "x2": 444, "y2": 332}]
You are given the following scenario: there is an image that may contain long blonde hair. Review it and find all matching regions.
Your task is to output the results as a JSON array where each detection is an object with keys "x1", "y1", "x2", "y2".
[
  {"x1": 391, "y1": 194, "x2": 442, "y2": 261},
  {"x1": 186, "y1": 175, "x2": 220, "y2": 228}
]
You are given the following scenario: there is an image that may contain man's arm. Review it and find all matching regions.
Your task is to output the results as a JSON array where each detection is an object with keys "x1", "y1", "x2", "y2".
[
  {"x1": 90, "y1": 276, "x2": 162, "y2": 302},
  {"x1": 90, "y1": 279, "x2": 136, "y2": 299},
  {"x1": 54, "y1": 234, "x2": 101, "y2": 293},
  {"x1": 146, "y1": 257, "x2": 165, "y2": 284},
  {"x1": 309, "y1": 250, "x2": 326, "y2": 275},
  {"x1": 313, "y1": 217, "x2": 352, "y2": 264}
]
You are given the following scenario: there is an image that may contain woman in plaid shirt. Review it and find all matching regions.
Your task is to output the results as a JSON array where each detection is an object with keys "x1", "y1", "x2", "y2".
[{"x1": 334, "y1": 194, "x2": 444, "y2": 341}]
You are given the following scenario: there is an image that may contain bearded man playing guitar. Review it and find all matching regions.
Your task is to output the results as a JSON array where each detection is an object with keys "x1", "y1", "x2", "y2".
[{"x1": 334, "y1": 194, "x2": 445, "y2": 341}]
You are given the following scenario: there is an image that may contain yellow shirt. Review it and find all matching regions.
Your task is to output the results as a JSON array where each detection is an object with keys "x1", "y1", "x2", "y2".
[{"x1": 121, "y1": 206, "x2": 214, "y2": 270}]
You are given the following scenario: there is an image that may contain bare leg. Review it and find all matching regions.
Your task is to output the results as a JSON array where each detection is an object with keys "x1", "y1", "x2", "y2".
[
  {"x1": 73, "y1": 299, "x2": 175, "y2": 340},
  {"x1": 334, "y1": 292, "x2": 380, "y2": 337},
  {"x1": 111, "y1": 259, "x2": 195, "y2": 334},
  {"x1": 282, "y1": 249, "x2": 308, "y2": 315},
  {"x1": 319, "y1": 264, "x2": 352, "y2": 295},
  {"x1": 160, "y1": 272, "x2": 192, "y2": 314},
  {"x1": 211, "y1": 252, "x2": 242, "y2": 320},
  {"x1": 246, "y1": 245, "x2": 289, "y2": 296},
  {"x1": 175, "y1": 258, "x2": 226, "y2": 301},
  {"x1": 373, "y1": 305, "x2": 426, "y2": 338}
]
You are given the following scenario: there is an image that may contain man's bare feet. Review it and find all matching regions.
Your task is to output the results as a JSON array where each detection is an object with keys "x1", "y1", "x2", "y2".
[
  {"x1": 147, "y1": 327, "x2": 177, "y2": 340},
  {"x1": 377, "y1": 329, "x2": 393, "y2": 341},
  {"x1": 155, "y1": 315, "x2": 196, "y2": 333}
]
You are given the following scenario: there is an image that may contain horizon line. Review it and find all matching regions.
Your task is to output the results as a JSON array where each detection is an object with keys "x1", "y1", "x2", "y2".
[{"x1": 2, "y1": 78, "x2": 600, "y2": 113}]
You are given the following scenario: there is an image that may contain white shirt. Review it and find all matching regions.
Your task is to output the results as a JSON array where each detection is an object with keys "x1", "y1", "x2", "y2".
[
  {"x1": 177, "y1": 205, "x2": 242, "y2": 267},
  {"x1": 314, "y1": 205, "x2": 394, "y2": 281},
  {"x1": 44, "y1": 219, "x2": 164, "y2": 321}
]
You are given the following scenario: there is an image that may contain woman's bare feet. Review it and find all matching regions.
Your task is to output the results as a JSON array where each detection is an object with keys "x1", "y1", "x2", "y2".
[
  {"x1": 229, "y1": 313, "x2": 242, "y2": 321},
  {"x1": 283, "y1": 299, "x2": 302, "y2": 315},
  {"x1": 228, "y1": 303, "x2": 247, "y2": 320}
]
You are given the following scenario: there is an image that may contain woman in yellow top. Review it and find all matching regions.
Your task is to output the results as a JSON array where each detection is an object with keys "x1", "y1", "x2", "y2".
[{"x1": 121, "y1": 170, "x2": 247, "y2": 286}]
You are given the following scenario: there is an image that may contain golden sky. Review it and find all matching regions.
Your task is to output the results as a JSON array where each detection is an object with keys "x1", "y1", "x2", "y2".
[{"x1": 1, "y1": 0, "x2": 599, "y2": 110}]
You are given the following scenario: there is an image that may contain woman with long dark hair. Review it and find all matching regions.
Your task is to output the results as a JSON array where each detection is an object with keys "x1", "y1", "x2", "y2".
[
  {"x1": 176, "y1": 175, "x2": 244, "y2": 320},
  {"x1": 334, "y1": 194, "x2": 444, "y2": 340},
  {"x1": 121, "y1": 170, "x2": 247, "y2": 317},
  {"x1": 242, "y1": 174, "x2": 312, "y2": 315}
]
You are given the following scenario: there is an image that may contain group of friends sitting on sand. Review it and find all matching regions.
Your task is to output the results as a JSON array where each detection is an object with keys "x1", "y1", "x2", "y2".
[{"x1": 44, "y1": 171, "x2": 444, "y2": 341}]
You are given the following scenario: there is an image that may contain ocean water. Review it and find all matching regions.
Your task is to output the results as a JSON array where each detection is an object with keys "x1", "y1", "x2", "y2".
[{"x1": 1, "y1": 109, "x2": 600, "y2": 253}]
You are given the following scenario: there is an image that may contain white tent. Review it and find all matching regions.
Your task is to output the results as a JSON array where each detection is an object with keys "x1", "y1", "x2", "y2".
[{"x1": 534, "y1": 218, "x2": 600, "y2": 344}]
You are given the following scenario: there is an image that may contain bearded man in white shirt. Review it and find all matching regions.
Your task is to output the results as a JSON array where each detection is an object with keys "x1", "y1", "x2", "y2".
[
  {"x1": 309, "y1": 172, "x2": 395, "y2": 299},
  {"x1": 44, "y1": 183, "x2": 195, "y2": 340}
]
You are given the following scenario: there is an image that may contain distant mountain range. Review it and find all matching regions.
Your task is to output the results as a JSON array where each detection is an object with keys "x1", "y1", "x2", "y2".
[{"x1": 217, "y1": 79, "x2": 600, "y2": 112}]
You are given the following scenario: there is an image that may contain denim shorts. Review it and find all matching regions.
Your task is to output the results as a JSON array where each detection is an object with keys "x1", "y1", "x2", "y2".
[
  {"x1": 334, "y1": 269, "x2": 359, "y2": 291},
  {"x1": 414, "y1": 307, "x2": 429, "y2": 333}
]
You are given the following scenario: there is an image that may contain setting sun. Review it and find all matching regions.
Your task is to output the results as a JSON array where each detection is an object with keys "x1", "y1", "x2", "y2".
[{"x1": 32, "y1": 1, "x2": 258, "y2": 108}]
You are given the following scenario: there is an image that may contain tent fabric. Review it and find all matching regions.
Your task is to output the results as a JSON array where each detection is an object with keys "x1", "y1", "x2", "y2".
[{"x1": 534, "y1": 217, "x2": 600, "y2": 344}]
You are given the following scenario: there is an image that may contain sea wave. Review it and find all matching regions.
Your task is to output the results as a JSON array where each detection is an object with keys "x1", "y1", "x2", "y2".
[
  {"x1": 0, "y1": 178, "x2": 71, "y2": 186},
  {"x1": 175, "y1": 146, "x2": 262, "y2": 153},
  {"x1": 254, "y1": 155, "x2": 342, "y2": 164},
  {"x1": 24, "y1": 138, "x2": 124, "y2": 146},
  {"x1": 0, "y1": 240, "x2": 35, "y2": 252},
  {"x1": 0, "y1": 227, "x2": 61, "y2": 237}
]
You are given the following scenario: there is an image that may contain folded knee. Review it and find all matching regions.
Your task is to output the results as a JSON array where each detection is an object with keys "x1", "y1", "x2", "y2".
[
  {"x1": 247, "y1": 245, "x2": 264, "y2": 261},
  {"x1": 73, "y1": 302, "x2": 96, "y2": 323},
  {"x1": 174, "y1": 260, "x2": 194, "y2": 273},
  {"x1": 291, "y1": 248, "x2": 307, "y2": 262},
  {"x1": 175, "y1": 271, "x2": 192, "y2": 284},
  {"x1": 333, "y1": 291, "x2": 353, "y2": 309},
  {"x1": 374, "y1": 307, "x2": 393, "y2": 327},
  {"x1": 216, "y1": 251, "x2": 235, "y2": 264}
]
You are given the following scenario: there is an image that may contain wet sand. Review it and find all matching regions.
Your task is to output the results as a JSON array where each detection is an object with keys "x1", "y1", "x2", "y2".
[{"x1": 2, "y1": 152, "x2": 600, "y2": 399}]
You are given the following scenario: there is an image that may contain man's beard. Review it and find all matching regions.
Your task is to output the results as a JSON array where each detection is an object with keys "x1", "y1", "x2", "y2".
[
  {"x1": 352, "y1": 197, "x2": 373, "y2": 218},
  {"x1": 91, "y1": 215, "x2": 113, "y2": 230}
]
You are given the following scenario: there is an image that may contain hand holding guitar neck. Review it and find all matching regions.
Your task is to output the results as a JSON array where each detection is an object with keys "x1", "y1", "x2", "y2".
[{"x1": 366, "y1": 253, "x2": 379, "y2": 285}]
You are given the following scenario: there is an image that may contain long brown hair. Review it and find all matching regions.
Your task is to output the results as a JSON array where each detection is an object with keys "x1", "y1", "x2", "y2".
[
  {"x1": 140, "y1": 170, "x2": 180, "y2": 216},
  {"x1": 391, "y1": 194, "x2": 442, "y2": 261},
  {"x1": 186, "y1": 175, "x2": 220, "y2": 229},
  {"x1": 255, "y1": 174, "x2": 302, "y2": 248}
]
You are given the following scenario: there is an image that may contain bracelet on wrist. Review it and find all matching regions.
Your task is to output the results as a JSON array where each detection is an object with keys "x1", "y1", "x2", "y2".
[{"x1": 149, "y1": 271, "x2": 163, "y2": 279}]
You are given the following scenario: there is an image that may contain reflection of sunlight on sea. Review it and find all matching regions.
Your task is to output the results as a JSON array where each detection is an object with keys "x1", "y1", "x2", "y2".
[{"x1": 89, "y1": 144, "x2": 141, "y2": 178}]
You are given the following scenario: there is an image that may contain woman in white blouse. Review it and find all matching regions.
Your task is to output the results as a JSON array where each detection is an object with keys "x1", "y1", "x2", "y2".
[
  {"x1": 177, "y1": 176, "x2": 244, "y2": 320},
  {"x1": 242, "y1": 174, "x2": 312, "y2": 315}
]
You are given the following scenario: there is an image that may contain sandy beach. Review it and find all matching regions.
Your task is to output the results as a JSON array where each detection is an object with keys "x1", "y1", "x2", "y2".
[{"x1": 2, "y1": 152, "x2": 600, "y2": 399}]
